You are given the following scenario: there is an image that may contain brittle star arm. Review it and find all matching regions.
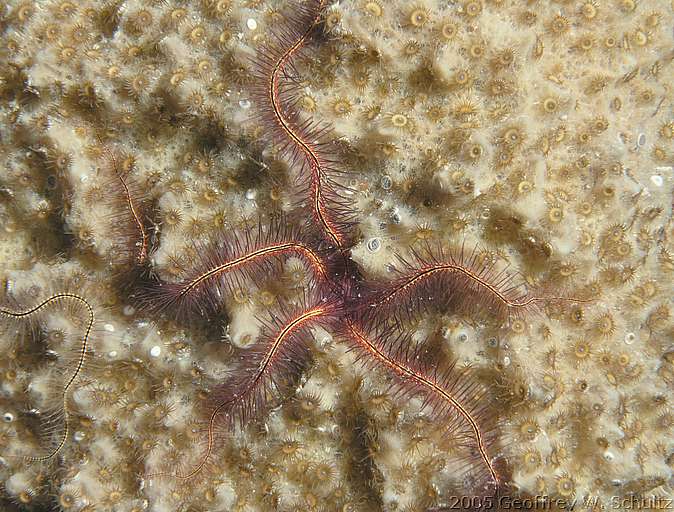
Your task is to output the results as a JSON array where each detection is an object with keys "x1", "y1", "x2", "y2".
[
  {"x1": 345, "y1": 320, "x2": 500, "y2": 493},
  {"x1": 265, "y1": 0, "x2": 349, "y2": 248},
  {"x1": 149, "y1": 304, "x2": 330, "y2": 480},
  {"x1": 0, "y1": 293, "x2": 94, "y2": 462}
]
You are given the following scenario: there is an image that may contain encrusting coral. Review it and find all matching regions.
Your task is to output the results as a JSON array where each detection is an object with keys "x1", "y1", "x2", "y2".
[{"x1": 0, "y1": 1, "x2": 673, "y2": 511}]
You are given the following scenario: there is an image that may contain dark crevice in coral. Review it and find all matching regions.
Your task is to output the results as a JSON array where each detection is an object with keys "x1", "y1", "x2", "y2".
[
  {"x1": 98, "y1": 1, "x2": 124, "y2": 38},
  {"x1": 401, "y1": 167, "x2": 451, "y2": 211},
  {"x1": 32, "y1": 158, "x2": 76, "y2": 261},
  {"x1": 62, "y1": 83, "x2": 107, "y2": 123},
  {"x1": 336, "y1": 379, "x2": 384, "y2": 511},
  {"x1": 0, "y1": 496, "x2": 52, "y2": 511},
  {"x1": 408, "y1": 60, "x2": 450, "y2": 95},
  {"x1": 231, "y1": 152, "x2": 273, "y2": 191},
  {"x1": 193, "y1": 120, "x2": 230, "y2": 156},
  {"x1": 0, "y1": 64, "x2": 40, "y2": 109},
  {"x1": 482, "y1": 205, "x2": 554, "y2": 272},
  {"x1": 2, "y1": 143, "x2": 76, "y2": 262},
  {"x1": 146, "y1": 88, "x2": 187, "y2": 128}
]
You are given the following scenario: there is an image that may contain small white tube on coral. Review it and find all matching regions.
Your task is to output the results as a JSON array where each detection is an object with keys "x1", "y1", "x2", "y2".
[{"x1": 229, "y1": 307, "x2": 260, "y2": 349}]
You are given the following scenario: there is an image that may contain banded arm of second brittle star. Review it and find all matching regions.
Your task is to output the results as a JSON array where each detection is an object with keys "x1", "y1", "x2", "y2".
[
  {"x1": 345, "y1": 320, "x2": 500, "y2": 491},
  {"x1": 149, "y1": 305, "x2": 329, "y2": 481},
  {"x1": 0, "y1": 293, "x2": 94, "y2": 462}
]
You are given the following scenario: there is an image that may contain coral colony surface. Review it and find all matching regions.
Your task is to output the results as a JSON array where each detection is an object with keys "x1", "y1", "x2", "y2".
[{"x1": 0, "y1": 0, "x2": 672, "y2": 511}]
